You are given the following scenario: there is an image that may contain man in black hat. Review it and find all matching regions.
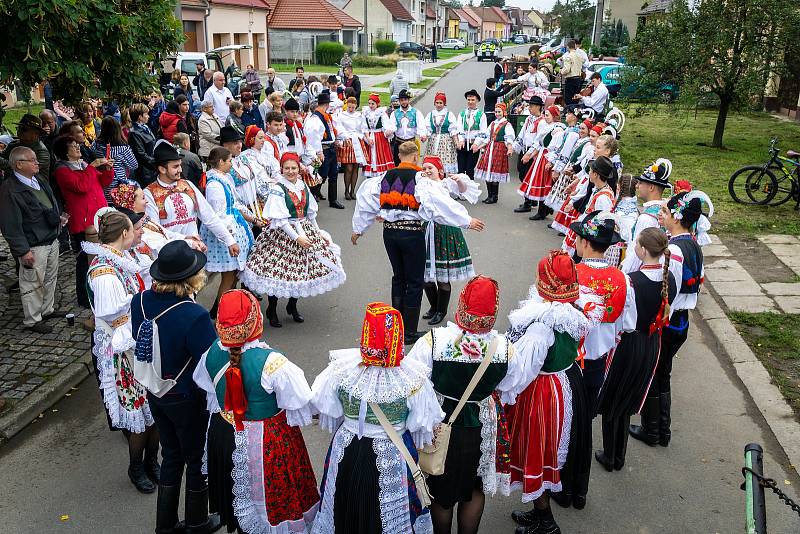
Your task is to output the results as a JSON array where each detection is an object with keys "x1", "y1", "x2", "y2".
[
  {"x1": 131, "y1": 240, "x2": 222, "y2": 534},
  {"x1": 456, "y1": 89, "x2": 486, "y2": 179},
  {"x1": 305, "y1": 91, "x2": 344, "y2": 208},
  {"x1": 0, "y1": 114, "x2": 51, "y2": 184},
  {"x1": 512, "y1": 96, "x2": 545, "y2": 213},
  {"x1": 144, "y1": 140, "x2": 239, "y2": 256},
  {"x1": 387, "y1": 88, "x2": 427, "y2": 166}
]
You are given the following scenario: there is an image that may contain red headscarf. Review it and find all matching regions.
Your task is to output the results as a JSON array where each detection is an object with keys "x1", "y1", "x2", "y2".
[
  {"x1": 360, "y1": 302, "x2": 404, "y2": 367},
  {"x1": 536, "y1": 250, "x2": 579, "y2": 303},
  {"x1": 422, "y1": 155, "x2": 444, "y2": 177},
  {"x1": 546, "y1": 105, "x2": 561, "y2": 120},
  {"x1": 280, "y1": 152, "x2": 301, "y2": 167},
  {"x1": 368, "y1": 93, "x2": 381, "y2": 105},
  {"x1": 582, "y1": 119, "x2": 594, "y2": 131},
  {"x1": 244, "y1": 125, "x2": 261, "y2": 149},
  {"x1": 495, "y1": 102, "x2": 507, "y2": 115},
  {"x1": 455, "y1": 276, "x2": 500, "y2": 334},
  {"x1": 434, "y1": 92, "x2": 446, "y2": 104}
]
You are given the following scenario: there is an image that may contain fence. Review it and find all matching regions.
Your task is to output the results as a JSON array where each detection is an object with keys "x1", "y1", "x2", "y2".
[{"x1": 270, "y1": 32, "x2": 342, "y2": 64}]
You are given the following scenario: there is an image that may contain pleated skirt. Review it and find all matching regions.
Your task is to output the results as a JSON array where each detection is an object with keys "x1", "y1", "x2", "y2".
[
  {"x1": 597, "y1": 330, "x2": 661, "y2": 419},
  {"x1": 207, "y1": 412, "x2": 239, "y2": 533}
]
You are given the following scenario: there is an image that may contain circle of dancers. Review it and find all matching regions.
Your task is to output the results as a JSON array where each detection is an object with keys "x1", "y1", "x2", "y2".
[{"x1": 81, "y1": 85, "x2": 715, "y2": 534}]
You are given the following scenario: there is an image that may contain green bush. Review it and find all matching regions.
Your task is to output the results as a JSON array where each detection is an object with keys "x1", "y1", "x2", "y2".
[
  {"x1": 353, "y1": 54, "x2": 397, "y2": 68},
  {"x1": 315, "y1": 41, "x2": 346, "y2": 66},
  {"x1": 374, "y1": 39, "x2": 397, "y2": 56}
]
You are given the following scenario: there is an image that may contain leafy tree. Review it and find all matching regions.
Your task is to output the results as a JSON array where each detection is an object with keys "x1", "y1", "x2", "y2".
[
  {"x1": 597, "y1": 17, "x2": 629, "y2": 56},
  {"x1": 628, "y1": 0, "x2": 799, "y2": 147},
  {"x1": 0, "y1": 0, "x2": 184, "y2": 111},
  {"x1": 481, "y1": 0, "x2": 505, "y2": 7},
  {"x1": 549, "y1": 0, "x2": 594, "y2": 41}
]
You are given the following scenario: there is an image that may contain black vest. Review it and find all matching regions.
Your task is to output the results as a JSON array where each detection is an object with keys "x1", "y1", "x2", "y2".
[
  {"x1": 629, "y1": 271, "x2": 677, "y2": 333},
  {"x1": 380, "y1": 167, "x2": 419, "y2": 211},
  {"x1": 670, "y1": 235, "x2": 704, "y2": 294},
  {"x1": 313, "y1": 110, "x2": 334, "y2": 142}
]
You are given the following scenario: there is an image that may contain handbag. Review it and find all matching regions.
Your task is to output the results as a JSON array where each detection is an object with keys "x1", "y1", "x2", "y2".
[
  {"x1": 418, "y1": 333, "x2": 499, "y2": 476},
  {"x1": 370, "y1": 401, "x2": 433, "y2": 508}
]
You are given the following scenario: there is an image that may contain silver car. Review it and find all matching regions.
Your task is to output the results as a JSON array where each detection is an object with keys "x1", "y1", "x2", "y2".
[{"x1": 438, "y1": 38, "x2": 466, "y2": 50}]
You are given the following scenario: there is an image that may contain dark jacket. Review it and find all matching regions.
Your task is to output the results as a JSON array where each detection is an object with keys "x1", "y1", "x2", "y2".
[
  {"x1": 343, "y1": 74, "x2": 362, "y2": 105},
  {"x1": 128, "y1": 124, "x2": 157, "y2": 187},
  {"x1": 483, "y1": 84, "x2": 512, "y2": 115},
  {"x1": 0, "y1": 175, "x2": 61, "y2": 257},
  {"x1": 194, "y1": 72, "x2": 213, "y2": 101},
  {"x1": 0, "y1": 139, "x2": 52, "y2": 184},
  {"x1": 180, "y1": 149, "x2": 204, "y2": 190},
  {"x1": 241, "y1": 105, "x2": 264, "y2": 130},
  {"x1": 159, "y1": 111, "x2": 187, "y2": 143}
]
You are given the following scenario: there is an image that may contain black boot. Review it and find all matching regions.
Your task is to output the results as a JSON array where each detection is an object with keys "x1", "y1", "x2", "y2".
[
  {"x1": 266, "y1": 296, "x2": 282, "y2": 328},
  {"x1": 511, "y1": 508, "x2": 539, "y2": 527},
  {"x1": 328, "y1": 179, "x2": 344, "y2": 209},
  {"x1": 615, "y1": 415, "x2": 630, "y2": 470},
  {"x1": 428, "y1": 287, "x2": 450, "y2": 325},
  {"x1": 145, "y1": 445, "x2": 161, "y2": 484},
  {"x1": 422, "y1": 284, "x2": 438, "y2": 320},
  {"x1": 484, "y1": 182, "x2": 499, "y2": 204},
  {"x1": 594, "y1": 415, "x2": 615, "y2": 472},
  {"x1": 155, "y1": 483, "x2": 183, "y2": 534},
  {"x1": 659, "y1": 391, "x2": 672, "y2": 446},
  {"x1": 128, "y1": 460, "x2": 156, "y2": 494},
  {"x1": 527, "y1": 506, "x2": 560, "y2": 534},
  {"x1": 529, "y1": 201, "x2": 550, "y2": 221},
  {"x1": 184, "y1": 487, "x2": 222, "y2": 534},
  {"x1": 549, "y1": 491, "x2": 571, "y2": 508},
  {"x1": 629, "y1": 395, "x2": 660, "y2": 446},
  {"x1": 403, "y1": 306, "x2": 425, "y2": 345},
  {"x1": 514, "y1": 199, "x2": 533, "y2": 213},
  {"x1": 286, "y1": 298, "x2": 304, "y2": 323}
]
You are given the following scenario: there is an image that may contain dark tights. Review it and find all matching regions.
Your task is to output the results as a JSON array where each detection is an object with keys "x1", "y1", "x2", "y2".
[
  {"x1": 122, "y1": 425, "x2": 159, "y2": 464},
  {"x1": 342, "y1": 163, "x2": 359, "y2": 199},
  {"x1": 430, "y1": 488, "x2": 486, "y2": 534}
]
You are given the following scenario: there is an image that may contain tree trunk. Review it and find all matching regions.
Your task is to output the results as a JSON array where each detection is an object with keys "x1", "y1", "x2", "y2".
[{"x1": 712, "y1": 95, "x2": 731, "y2": 148}]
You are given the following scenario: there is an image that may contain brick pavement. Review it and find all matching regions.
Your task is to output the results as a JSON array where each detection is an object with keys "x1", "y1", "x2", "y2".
[{"x1": 0, "y1": 239, "x2": 92, "y2": 411}]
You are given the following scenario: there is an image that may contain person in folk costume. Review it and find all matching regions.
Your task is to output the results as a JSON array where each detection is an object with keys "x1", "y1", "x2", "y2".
[
  {"x1": 144, "y1": 140, "x2": 239, "y2": 255},
  {"x1": 386, "y1": 88, "x2": 428, "y2": 166},
  {"x1": 417, "y1": 156, "x2": 480, "y2": 326},
  {"x1": 361, "y1": 93, "x2": 395, "y2": 178},
  {"x1": 561, "y1": 154, "x2": 618, "y2": 258},
  {"x1": 425, "y1": 92, "x2": 461, "y2": 175},
  {"x1": 201, "y1": 147, "x2": 257, "y2": 318},
  {"x1": 629, "y1": 190, "x2": 713, "y2": 448},
  {"x1": 550, "y1": 124, "x2": 601, "y2": 237},
  {"x1": 110, "y1": 183, "x2": 208, "y2": 256},
  {"x1": 519, "y1": 105, "x2": 563, "y2": 220},
  {"x1": 408, "y1": 276, "x2": 519, "y2": 534},
  {"x1": 351, "y1": 141, "x2": 486, "y2": 345},
  {"x1": 82, "y1": 209, "x2": 158, "y2": 494},
  {"x1": 620, "y1": 159, "x2": 673, "y2": 274},
  {"x1": 473, "y1": 102, "x2": 515, "y2": 204},
  {"x1": 304, "y1": 91, "x2": 344, "y2": 208},
  {"x1": 260, "y1": 111, "x2": 288, "y2": 178},
  {"x1": 193, "y1": 289, "x2": 320, "y2": 534},
  {"x1": 335, "y1": 96, "x2": 368, "y2": 201},
  {"x1": 512, "y1": 96, "x2": 546, "y2": 213},
  {"x1": 310, "y1": 302, "x2": 444, "y2": 534},
  {"x1": 284, "y1": 97, "x2": 324, "y2": 193},
  {"x1": 236, "y1": 125, "x2": 276, "y2": 215},
  {"x1": 130, "y1": 241, "x2": 222, "y2": 533},
  {"x1": 603, "y1": 174, "x2": 639, "y2": 268},
  {"x1": 542, "y1": 110, "x2": 581, "y2": 215},
  {"x1": 117, "y1": 207, "x2": 157, "y2": 290},
  {"x1": 596, "y1": 228, "x2": 677, "y2": 472},
  {"x1": 506, "y1": 250, "x2": 599, "y2": 534},
  {"x1": 241, "y1": 152, "x2": 346, "y2": 327},
  {"x1": 545, "y1": 118, "x2": 594, "y2": 224},
  {"x1": 503, "y1": 61, "x2": 550, "y2": 102},
  {"x1": 456, "y1": 89, "x2": 487, "y2": 180}
]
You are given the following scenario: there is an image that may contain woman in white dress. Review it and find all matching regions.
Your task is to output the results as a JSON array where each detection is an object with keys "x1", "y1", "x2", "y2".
[
  {"x1": 237, "y1": 125, "x2": 276, "y2": 211},
  {"x1": 425, "y1": 92, "x2": 461, "y2": 174},
  {"x1": 335, "y1": 97, "x2": 368, "y2": 200},
  {"x1": 361, "y1": 93, "x2": 395, "y2": 178}
]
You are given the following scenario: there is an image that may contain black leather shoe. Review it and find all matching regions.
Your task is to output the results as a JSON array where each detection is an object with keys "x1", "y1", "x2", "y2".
[
  {"x1": 427, "y1": 311, "x2": 445, "y2": 325},
  {"x1": 286, "y1": 300, "x2": 304, "y2": 323},
  {"x1": 594, "y1": 450, "x2": 614, "y2": 472},
  {"x1": 329, "y1": 201, "x2": 345, "y2": 209},
  {"x1": 484, "y1": 196, "x2": 498, "y2": 204},
  {"x1": 549, "y1": 491, "x2": 571, "y2": 508},
  {"x1": 482, "y1": 196, "x2": 493, "y2": 204},
  {"x1": 422, "y1": 307, "x2": 436, "y2": 320},
  {"x1": 572, "y1": 495, "x2": 586, "y2": 510},
  {"x1": 514, "y1": 204, "x2": 532, "y2": 213},
  {"x1": 185, "y1": 487, "x2": 222, "y2": 533},
  {"x1": 529, "y1": 212, "x2": 548, "y2": 221},
  {"x1": 511, "y1": 508, "x2": 539, "y2": 527},
  {"x1": 128, "y1": 461, "x2": 156, "y2": 494},
  {"x1": 42, "y1": 310, "x2": 69, "y2": 320}
]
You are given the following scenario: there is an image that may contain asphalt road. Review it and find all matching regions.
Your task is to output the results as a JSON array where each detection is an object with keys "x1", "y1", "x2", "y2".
[{"x1": 1, "y1": 51, "x2": 799, "y2": 533}]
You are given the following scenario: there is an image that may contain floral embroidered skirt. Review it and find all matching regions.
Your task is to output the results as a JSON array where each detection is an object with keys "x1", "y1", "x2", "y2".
[
  {"x1": 506, "y1": 370, "x2": 572, "y2": 503},
  {"x1": 474, "y1": 141, "x2": 510, "y2": 183},
  {"x1": 424, "y1": 223, "x2": 475, "y2": 284},
  {"x1": 426, "y1": 134, "x2": 459, "y2": 174},
  {"x1": 364, "y1": 132, "x2": 395, "y2": 177},
  {"x1": 241, "y1": 220, "x2": 346, "y2": 298}
]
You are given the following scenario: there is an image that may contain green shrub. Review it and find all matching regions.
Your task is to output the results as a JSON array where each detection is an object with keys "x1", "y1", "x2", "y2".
[
  {"x1": 315, "y1": 41, "x2": 346, "y2": 66},
  {"x1": 374, "y1": 39, "x2": 397, "y2": 56},
  {"x1": 353, "y1": 54, "x2": 397, "y2": 68}
]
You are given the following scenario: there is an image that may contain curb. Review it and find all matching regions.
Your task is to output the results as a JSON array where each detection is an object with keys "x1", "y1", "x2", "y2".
[
  {"x1": 0, "y1": 355, "x2": 93, "y2": 442},
  {"x1": 695, "y1": 290, "x2": 800, "y2": 474}
]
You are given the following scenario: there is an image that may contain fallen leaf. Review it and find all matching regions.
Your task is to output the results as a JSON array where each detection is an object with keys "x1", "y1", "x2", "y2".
[
  {"x1": 51, "y1": 409, "x2": 58, "y2": 413},
  {"x1": 60, "y1": 515, "x2": 69, "y2": 521},
  {"x1": 785, "y1": 480, "x2": 792, "y2": 485}
]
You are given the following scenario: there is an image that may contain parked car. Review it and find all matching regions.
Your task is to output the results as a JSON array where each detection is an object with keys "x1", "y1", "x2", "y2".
[
  {"x1": 166, "y1": 44, "x2": 252, "y2": 97},
  {"x1": 586, "y1": 60, "x2": 623, "y2": 74},
  {"x1": 540, "y1": 35, "x2": 566, "y2": 54},
  {"x1": 438, "y1": 38, "x2": 466, "y2": 50},
  {"x1": 598, "y1": 64, "x2": 679, "y2": 102},
  {"x1": 398, "y1": 41, "x2": 426, "y2": 54},
  {"x1": 512, "y1": 34, "x2": 527, "y2": 44},
  {"x1": 474, "y1": 40, "x2": 500, "y2": 62}
]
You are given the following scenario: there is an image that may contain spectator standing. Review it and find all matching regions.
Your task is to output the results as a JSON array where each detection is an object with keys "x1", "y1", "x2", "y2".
[
  {"x1": 0, "y1": 147, "x2": 65, "y2": 333},
  {"x1": 240, "y1": 92, "x2": 264, "y2": 130},
  {"x1": 193, "y1": 61, "x2": 212, "y2": 100},
  {"x1": 59, "y1": 120, "x2": 95, "y2": 165},
  {"x1": 204, "y1": 72, "x2": 234, "y2": 122},
  {"x1": 127, "y1": 103, "x2": 158, "y2": 187},
  {"x1": 158, "y1": 100, "x2": 188, "y2": 143},
  {"x1": 147, "y1": 92, "x2": 166, "y2": 137},
  {"x1": 198, "y1": 100, "x2": 223, "y2": 161},
  {"x1": 173, "y1": 133, "x2": 204, "y2": 190},
  {"x1": 173, "y1": 74, "x2": 193, "y2": 100},
  {"x1": 264, "y1": 67, "x2": 286, "y2": 96},
  {"x1": 52, "y1": 135, "x2": 113, "y2": 308},
  {"x1": 92, "y1": 116, "x2": 139, "y2": 200},
  {"x1": 287, "y1": 65, "x2": 305, "y2": 92},
  {"x1": 175, "y1": 95, "x2": 199, "y2": 154},
  {"x1": 561, "y1": 40, "x2": 584, "y2": 109},
  {"x1": 39, "y1": 110, "x2": 58, "y2": 152},
  {"x1": 341, "y1": 65, "x2": 361, "y2": 105},
  {"x1": 0, "y1": 115, "x2": 52, "y2": 184},
  {"x1": 244, "y1": 64, "x2": 264, "y2": 102},
  {"x1": 79, "y1": 102, "x2": 101, "y2": 144},
  {"x1": 388, "y1": 69, "x2": 409, "y2": 99}
]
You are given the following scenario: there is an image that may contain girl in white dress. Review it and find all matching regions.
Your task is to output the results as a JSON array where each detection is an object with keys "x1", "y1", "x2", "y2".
[
  {"x1": 425, "y1": 92, "x2": 461, "y2": 174},
  {"x1": 335, "y1": 97, "x2": 368, "y2": 200}
]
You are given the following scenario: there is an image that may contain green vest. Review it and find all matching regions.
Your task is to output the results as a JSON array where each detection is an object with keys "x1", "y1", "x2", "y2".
[
  {"x1": 540, "y1": 331, "x2": 578, "y2": 374},
  {"x1": 492, "y1": 120, "x2": 509, "y2": 142},
  {"x1": 461, "y1": 109, "x2": 484, "y2": 132},
  {"x1": 277, "y1": 182, "x2": 310, "y2": 219},
  {"x1": 429, "y1": 112, "x2": 451, "y2": 134},
  {"x1": 205, "y1": 343, "x2": 280, "y2": 420}
]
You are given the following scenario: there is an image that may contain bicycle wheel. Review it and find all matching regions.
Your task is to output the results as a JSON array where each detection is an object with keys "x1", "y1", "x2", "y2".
[
  {"x1": 767, "y1": 170, "x2": 797, "y2": 206},
  {"x1": 728, "y1": 165, "x2": 778, "y2": 205}
]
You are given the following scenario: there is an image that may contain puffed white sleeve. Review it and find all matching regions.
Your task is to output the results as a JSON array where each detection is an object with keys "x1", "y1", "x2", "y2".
[
  {"x1": 416, "y1": 178, "x2": 473, "y2": 228},
  {"x1": 593, "y1": 193, "x2": 614, "y2": 213},
  {"x1": 352, "y1": 175, "x2": 382, "y2": 234},
  {"x1": 204, "y1": 180, "x2": 227, "y2": 216},
  {"x1": 192, "y1": 182, "x2": 237, "y2": 247},
  {"x1": 143, "y1": 188, "x2": 160, "y2": 223},
  {"x1": 193, "y1": 349, "x2": 221, "y2": 413},
  {"x1": 448, "y1": 112, "x2": 462, "y2": 136},
  {"x1": 406, "y1": 377, "x2": 446, "y2": 448},
  {"x1": 416, "y1": 110, "x2": 429, "y2": 137},
  {"x1": 443, "y1": 174, "x2": 481, "y2": 204},
  {"x1": 619, "y1": 274, "x2": 637, "y2": 333},
  {"x1": 311, "y1": 362, "x2": 344, "y2": 433},
  {"x1": 496, "y1": 323, "x2": 554, "y2": 405},
  {"x1": 305, "y1": 184, "x2": 319, "y2": 223},
  {"x1": 90, "y1": 273, "x2": 135, "y2": 352},
  {"x1": 405, "y1": 332, "x2": 434, "y2": 369},
  {"x1": 260, "y1": 352, "x2": 314, "y2": 427},
  {"x1": 503, "y1": 123, "x2": 515, "y2": 143},
  {"x1": 667, "y1": 243, "x2": 685, "y2": 294},
  {"x1": 263, "y1": 185, "x2": 299, "y2": 239}
]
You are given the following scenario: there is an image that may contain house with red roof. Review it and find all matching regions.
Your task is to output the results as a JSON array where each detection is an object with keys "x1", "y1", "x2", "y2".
[
  {"x1": 452, "y1": 7, "x2": 479, "y2": 45},
  {"x1": 462, "y1": 5, "x2": 511, "y2": 41},
  {"x1": 328, "y1": 0, "x2": 414, "y2": 45}
]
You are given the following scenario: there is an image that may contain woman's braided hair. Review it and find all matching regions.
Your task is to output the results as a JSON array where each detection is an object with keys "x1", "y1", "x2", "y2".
[{"x1": 638, "y1": 227, "x2": 671, "y2": 318}]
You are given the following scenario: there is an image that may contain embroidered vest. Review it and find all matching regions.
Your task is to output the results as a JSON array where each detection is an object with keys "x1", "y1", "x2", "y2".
[
  {"x1": 576, "y1": 263, "x2": 628, "y2": 323},
  {"x1": 671, "y1": 234, "x2": 704, "y2": 294},
  {"x1": 541, "y1": 330, "x2": 579, "y2": 373},
  {"x1": 569, "y1": 137, "x2": 591, "y2": 164},
  {"x1": 264, "y1": 135, "x2": 282, "y2": 160},
  {"x1": 380, "y1": 166, "x2": 420, "y2": 211},
  {"x1": 365, "y1": 111, "x2": 384, "y2": 131},
  {"x1": 205, "y1": 344, "x2": 280, "y2": 421},
  {"x1": 460, "y1": 109, "x2": 483, "y2": 132},
  {"x1": 313, "y1": 110, "x2": 334, "y2": 141},
  {"x1": 587, "y1": 187, "x2": 614, "y2": 212},
  {"x1": 277, "y1": 182, "x2": 309, "y2": 219},
  {"x1": 146, "y1": 180, "x2": 198, "y2": 222},
  {"x1": 490, "y1": 119, "x2": 509, "y2": 143},
  {"x1": 86, "y1": 251, "x2": 143, "y2": 317},
  {"x1": 207, "y1": 173, "x2": 254, "y2": 246},
  {"x1": 394, "y1": 107, "x2": 418, "y2": 129},
  {"x1": 429, "y1": 111, "x2": 451, "y2": 134}
]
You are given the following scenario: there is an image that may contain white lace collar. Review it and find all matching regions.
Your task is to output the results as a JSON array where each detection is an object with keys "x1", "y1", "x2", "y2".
[
  {"x1": 327, "y1": 348, "x2": 428, "y2": 403},
  {"x1": 81, "y1": 242, "x2": 142, "y2": 274},
  {"x1": 277, "y1": 176, "x2": 305, "y2": 193},
  {"x1": 508, "y1": 290, "x2": 594, "y2": 341}
]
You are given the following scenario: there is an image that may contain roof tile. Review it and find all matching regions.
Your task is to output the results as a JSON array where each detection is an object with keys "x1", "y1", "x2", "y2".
[
  {"x1": 269, "y1": 0, "x2": 362, "y2": 29},
  {"x1": 378, "y1": 0, "x2": 414, "y2": 22}
]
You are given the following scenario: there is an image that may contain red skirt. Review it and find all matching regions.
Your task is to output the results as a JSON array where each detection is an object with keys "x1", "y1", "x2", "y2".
[
  {"x1": 518, "y1": 149, "x2": 553, "y2": 201},
  {"x1": 551, "y1": 196, "x2": 579, "y2": 235},
  {"x1": 474, "y1": 141, "x2": 510, "y2": 183},
  {"x1": 364, "y1": 131, "x2": 395, "y2": 176},
  {"x1": 506, "y1": 371, "x2": 571, "y2": 503},
  {"x1": 337, "y1": 139, "x2": 368, "y2": 165}
]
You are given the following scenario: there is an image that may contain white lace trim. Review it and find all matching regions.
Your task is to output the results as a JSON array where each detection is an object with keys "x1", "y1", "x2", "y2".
[
  {"x1": 474, "y1": 169, "x2": 511, "y2": 183},
  {"x1": 508, "y1": 292, "x2": 593, "y2": 341},
  {"x1": 510, "y1": 479, "x2": 562, "y2": 504},
  {"x1": 310, "y1": 427, "x2": 355, "y2": 534},
  {"x1": 476, "y1": 395, "x2": 507, "y2": 497},
  {"x1": 432, "y1": 325, "x2": 509, "y2": 364},
  {"x1": 424, "y1": 264, "x2": 475, "y2": 284},
  {"x1": 556, "y1": 369, "x2": 572, "y2": 469},
  {"x1": 374, "y1": 437, "x2": 413, "y2": 533},
  {"x1": 239, "y1": 266, "x2": 346, "y2": 299},
  {"x1": 81, "y1": 242, "x2": 142, "y2": 274},
  {"x1": 329, "y1": 350, "x2": 429, "y2": 404},
  {"x1": 233, "y1": 421, "x2": 319, "y2": 533}
]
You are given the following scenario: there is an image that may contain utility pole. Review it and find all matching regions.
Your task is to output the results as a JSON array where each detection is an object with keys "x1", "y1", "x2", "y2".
[
  {"x1": 364, "y1": 0, "x2": 368, "y2": 53},
  {"x1": 592, "y1": 0, "x2": 604, "y2": 46}
]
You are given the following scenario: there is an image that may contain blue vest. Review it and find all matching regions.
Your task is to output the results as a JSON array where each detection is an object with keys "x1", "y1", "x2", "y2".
[
  {"x1": 394, "y1": 107, "x2": 418, "y2": 129},
  {"x1": 313, "y1": 110, "x2": 334, "y2": 143},
  {"x1": 671, "y1": 234, "x2": 704, "y2": 295},
  {"x1": 205, "y1": 343, "x2": 280, "y2": 420}
]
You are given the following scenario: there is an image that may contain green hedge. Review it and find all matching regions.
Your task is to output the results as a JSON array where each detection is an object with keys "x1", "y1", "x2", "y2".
[
  {"x1": 353, "y1": 54, "x2": 397, "y2": 68},
  {"x1": 315, "y1": 41, "x2": 346, "y2": 66},
  {"x1": 374, "y1": 39, "x2": 397, "y2": 56}
]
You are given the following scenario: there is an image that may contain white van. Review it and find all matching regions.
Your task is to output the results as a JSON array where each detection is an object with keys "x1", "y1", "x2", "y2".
[{"x1": 168, "y1": 44, "x2": 253, "y2": 78}]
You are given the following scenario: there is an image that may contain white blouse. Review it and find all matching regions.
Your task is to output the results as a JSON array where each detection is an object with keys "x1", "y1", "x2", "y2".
[
  {"x1": 474, "y1": 119, "x2": 515, "y2": 149},
  {"x1": 334, "y1": 110, "x2": 364, "y2": 140},
  {"x1": 425, "y1": 108, "x2": 461, "y2": 136},
  {"x1": 263, "y1": 176, "x2": 319, "y2": 240}
]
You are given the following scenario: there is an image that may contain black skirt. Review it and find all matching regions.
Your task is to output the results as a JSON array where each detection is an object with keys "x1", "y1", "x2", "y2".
[
  {"x1": 427, "y1": 425, "x2": 483, "y2": 509},
  {"x1": 206, "y1": 413, "x2": 241, "y2": 533},
  {"x1": 555, "y1": 362, "x2": 592, "y2": 499},
  {"x1": 596, "y1": 330, "x2": 660, "y2": 419},
  {"x1": 333, "y1": 435, "x2": 382, "y2": 534}
]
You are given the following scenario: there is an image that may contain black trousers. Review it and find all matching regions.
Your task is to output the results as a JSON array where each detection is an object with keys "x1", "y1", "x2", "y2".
[
  {"x1": 457, "y1": 147, "x2": 480, "y2": 179},
  {"x1": 563, "y1": 76, "x2": 583, "y2": 110},
  {"x1": 382, "y1": 227, "x2": 426, "y2": 311},
  {"x1": 320, "y1": 145, "x2": 338, "y2": 199},
  {"x1": 71, "y1": 232, "x2": 90, "y2": 309},
  {"x1": 148, "y1": 389, "x2": 210, "y2": 491},
  {"x1": 517, "y1": 153, "x2": 532, "y2": 182},
  {"x1": 653, "y1": 310, "x2": 690, "y2": 396},
  {"x1": 582, "y1": 355, "x2": 607, "y2": 418}
]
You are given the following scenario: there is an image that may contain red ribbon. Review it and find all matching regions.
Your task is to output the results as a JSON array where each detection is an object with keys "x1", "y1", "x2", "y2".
[{"x1": 224, "y1": 367, "x2": 248, "y2": 431}]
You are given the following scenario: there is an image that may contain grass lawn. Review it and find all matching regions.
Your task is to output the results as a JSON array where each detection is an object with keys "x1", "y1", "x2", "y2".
[
  {"x1": 371, "y1": 81, "x2": 390, "y2": 89},
  {"x1": 618, "y1": 107, "x2": 800, "y2": 236},
  {"x1": 436, "y1": 48, "x2": 468, "y2": 59},
  {"x1": 272, "y1": 64, "x2": 394, "y2": 75},
  {"x1": 3, "y1": 103, "x2": 45, "y2": 135},
  {"x1": 730, "y1": 312, "x2": 800, "y2": 422},
  {"x1": 410, "y1": 79, "x2": 434, "y2": 90}
]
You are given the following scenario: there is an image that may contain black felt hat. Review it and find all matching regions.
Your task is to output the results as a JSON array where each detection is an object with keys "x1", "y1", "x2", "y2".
[
  {"x1": 317, "y1": 90, "x2": 331, "y2": 105},
  {"x1": 464, "y1": 89, "x2": 481, "y2": 101},
  {"x1": 152, "y1": 139, "x2": 183, "y2": 163},
  {"x1": 590, "y1": 156, "x2": 615, "y2": 181},
  {"x1": 398, "y1": 89, "x2": 412, "y2": 100},
  {"x1": 526, "y1": 95, "x2": 545, "y2": 107},
  {"x1": 116, "y1": 206, "x2": 145, "y2": 226},
  {"x1": 569, "y1": 210, "x2": 624, "y2": 246},
  {"x1": 150, "y1": 240, "x2": 207, "y2": 282},
  {"x1": 219, "y1": 126, "x2": 244, "y2": 144},
  {"x1": 638, "y1": 158, "x2": 673, "y2": 188},
  {"x1": 16, "y1": 113, "x2": 47, "y2": 134},
  {"x1": 284, "y1": 97, "x2": 300, "y2": 111}
]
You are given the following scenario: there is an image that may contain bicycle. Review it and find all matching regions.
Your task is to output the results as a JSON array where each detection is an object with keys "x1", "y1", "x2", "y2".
[{"x1": 728, "y1": 137, "x2": 800, "y2": 208}]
